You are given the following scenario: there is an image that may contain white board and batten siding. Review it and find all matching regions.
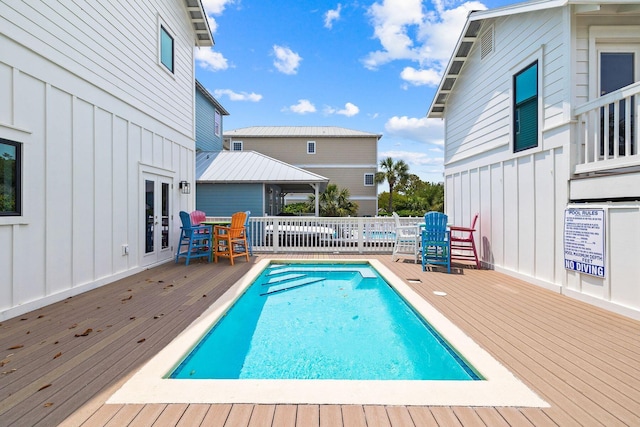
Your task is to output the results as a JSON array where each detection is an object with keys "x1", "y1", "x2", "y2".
[
  {"x1": 0, "y1": 0, "x2": 200, "y2": 320},
  {"x1": 445, "y1": 9, "x2": 569, "y2": 292},
  {"x1": 443, "y1": 5, "x2": 640, "y2": 319}
]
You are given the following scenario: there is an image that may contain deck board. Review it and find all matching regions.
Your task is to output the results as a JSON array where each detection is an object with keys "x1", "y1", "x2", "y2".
[{"x1": 1, "y1": 254, "x2": 640, "y2": 426}]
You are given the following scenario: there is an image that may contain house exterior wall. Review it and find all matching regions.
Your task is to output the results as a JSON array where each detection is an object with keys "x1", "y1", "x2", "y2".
[
  {"x1": 442, "y1": 5, "x2": 640, "y2": 319},
  {"x1": 195, "y1": 183, "x2": 264, "y2": 217},
  {"x1": 195, "y1": 87, "x2": 224, "y2": 151},
  {"x1": 226, "y1": 135, "x2": 378, "y2": 216},
  {"x1": 0, "y1": 0, "x2": 199, "y2": 320}
]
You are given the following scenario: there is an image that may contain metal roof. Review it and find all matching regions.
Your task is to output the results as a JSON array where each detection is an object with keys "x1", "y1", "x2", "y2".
[
  {"x1": 224, "y1": 126, "x2": 382, "y2": 139},
  {"x1": 196, "y1": 151, "x2": 329, "y2": 192},
  {"x1": 426, "y1": 0, "x2": 640, "y2": 119},
  {"x1": 184, "y1": 0, "x2": 214, "y2": 47}
]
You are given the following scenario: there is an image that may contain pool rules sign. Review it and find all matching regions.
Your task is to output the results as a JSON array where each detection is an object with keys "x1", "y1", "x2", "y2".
[{"x1": 563, "y1": 209, "x2": 605, "y2": 278}]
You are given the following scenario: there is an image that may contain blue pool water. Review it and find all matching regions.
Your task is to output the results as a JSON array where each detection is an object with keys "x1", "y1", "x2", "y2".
[{"x1": 170, "y1": 262, "x2": 480, "y2": 381}]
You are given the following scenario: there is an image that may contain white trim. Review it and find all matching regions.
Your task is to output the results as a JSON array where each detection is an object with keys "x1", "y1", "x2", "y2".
[
  {"x1": 364, "y1": 173, "x2": 375, "y2": 186},
  {"x1": 307, "y1": 140, "x2": 316, "y2": 154},
  {"x1": 0, "y1": 122, "x2": 32, "y2": 135},
  {"x1": 295, "y1": 164, "x2": 378, "y2": 168},
  {"x1": 157, "y1": 14, "x2": 176, "y2": 78},
  {"x1": 232, "y1": 140, "x2": 243, "y2": 151},
  {"x1": 588, "y1": 26, "x2": 640, "y2": 101},
  {"x1": 510, "y1": 45, "x2": 545, "y2": 155}
]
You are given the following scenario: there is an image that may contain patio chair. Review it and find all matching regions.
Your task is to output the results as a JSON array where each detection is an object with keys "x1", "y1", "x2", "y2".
[
  {"x1": 214, "y1": 211, "x2": 250, "y2": 265},
  {"x1": 450, "y1": 213, "x2": 481, "y2": 269},
  {"x1": 421, "y1": 211, "x2": 451, "y2": 273},
  {"x1": 190, "y1": 210, "x2": 206, "y2": 225},
  {"x1": 175, "y1": 211, "x2": 212, "y2": 265},
  {"x1": 391, "y1": 212, "x2": 420, "y2": 263}
]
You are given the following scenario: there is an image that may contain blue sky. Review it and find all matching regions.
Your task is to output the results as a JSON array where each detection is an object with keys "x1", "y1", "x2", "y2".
[{"x1": 195, "y1": 0, "x2": 517, "y2": 184}]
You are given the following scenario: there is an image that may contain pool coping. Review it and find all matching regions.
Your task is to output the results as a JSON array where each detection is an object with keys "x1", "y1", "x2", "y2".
[{"x1": 107, "y1": 259, "x2": 548, "y2": 407}]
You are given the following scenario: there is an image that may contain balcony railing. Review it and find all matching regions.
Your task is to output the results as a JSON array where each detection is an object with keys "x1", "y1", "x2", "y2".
[
  {"x1": 574, "y1": 81, "x2": 640, "y2": 174},
  {"x1": 205, "y1": 216, "x2": 423, "y2": 253}
]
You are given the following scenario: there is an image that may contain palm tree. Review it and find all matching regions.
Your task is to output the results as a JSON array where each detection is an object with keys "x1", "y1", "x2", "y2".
[
  {"x1": 308, "y1": 184, "x2": 358, "y2": 217},
  {"x1": 375, "y1": 157, "x2": 409, "y2": 213}
]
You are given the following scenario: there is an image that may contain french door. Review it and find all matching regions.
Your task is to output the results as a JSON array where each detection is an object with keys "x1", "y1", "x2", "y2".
[{"x1": 142, "y1": 172, "x2": 173, "y2": 266}]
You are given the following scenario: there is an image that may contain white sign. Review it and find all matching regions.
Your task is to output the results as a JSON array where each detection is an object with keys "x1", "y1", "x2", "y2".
[{"x1": 563, "y1": 209, "x2": 605, "y2": 278}]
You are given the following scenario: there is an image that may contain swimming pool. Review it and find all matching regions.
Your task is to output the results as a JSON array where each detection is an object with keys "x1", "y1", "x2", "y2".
[
  {"x1": 108, "y1": 259, "x2": 548, "y2": 406},
  {"x1": 169, "y1": 262, "x2": 480, "y2": 381}
]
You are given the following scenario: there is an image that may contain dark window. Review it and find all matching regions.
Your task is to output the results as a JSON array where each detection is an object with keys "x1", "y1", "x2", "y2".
[
  {"x1": 0, "y1": 138, "x2": 21, "y2": 216},
  {"x1": 600, "y1": 52, "x2": 635, "y2": 156},
  {"x1": 160, "y1": 26, "x2": 174, "y2": 73},
  {"x1": 513, "y1": 61, "x2": 538, "y2": 152},
  {"x1": 307, "y1": 141, "x2": 316, "y2": 154},
  {"x1": 364, "y1": 173, "x2": 374, "y2": 186}
]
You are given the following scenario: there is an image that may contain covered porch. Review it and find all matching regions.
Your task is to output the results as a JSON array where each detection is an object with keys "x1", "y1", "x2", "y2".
[{"x1": 1, "y1": 254, "x2": 638, "y2": 426}]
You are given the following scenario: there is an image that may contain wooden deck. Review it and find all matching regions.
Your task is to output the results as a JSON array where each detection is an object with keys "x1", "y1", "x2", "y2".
[{"x1": 1, "y1": 254, "x2": 639, "y2": 426}]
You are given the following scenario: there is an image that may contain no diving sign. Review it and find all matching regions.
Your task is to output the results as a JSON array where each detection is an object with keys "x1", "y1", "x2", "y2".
[{"x1": 563, "y1": 209, "x2": 605, "y2": 278}]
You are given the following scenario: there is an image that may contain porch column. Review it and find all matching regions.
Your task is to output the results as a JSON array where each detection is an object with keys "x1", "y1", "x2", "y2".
[{"x1": 312, "y1": 183, "x2": 320, "y2": 216}]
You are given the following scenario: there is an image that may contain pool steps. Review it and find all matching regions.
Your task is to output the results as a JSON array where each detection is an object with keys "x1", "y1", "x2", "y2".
[
  {"x1": 263, "y1": 274, "x2": 307, "y2": 285},
  {"x1": 266, "y1": 266, "x2": 376, "y2": 278},
  {"x1": 260, "y1": 277, "x2": 326, "y2": 296},
  {"x1": 260, "y1": 265, "x2": 376, "y2": 296}
]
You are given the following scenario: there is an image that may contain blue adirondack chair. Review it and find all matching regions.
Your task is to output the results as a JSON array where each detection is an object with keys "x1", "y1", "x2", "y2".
[
  {"x1": 421, "y1": 211, "x2": 451, "y2": 273},
  {"x1": 175, "y1": 211, "x2": 212, "y2": 265}
]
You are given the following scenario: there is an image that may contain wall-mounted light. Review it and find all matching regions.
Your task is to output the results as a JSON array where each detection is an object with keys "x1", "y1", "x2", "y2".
[{"x1": 179, "y1": 181, "x2": 191, "y2": 194}]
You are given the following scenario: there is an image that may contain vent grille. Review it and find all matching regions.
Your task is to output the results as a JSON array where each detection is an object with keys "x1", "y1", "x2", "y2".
[{"x1": 480, "y1": 27, "x2": 494, "y2": 59}]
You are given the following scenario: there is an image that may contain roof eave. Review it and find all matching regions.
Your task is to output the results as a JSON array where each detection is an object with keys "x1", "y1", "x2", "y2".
[
  {"x1": 195, "y1": 80, "x2": 230, "y2": 115},
  {"x1": 427, "y1": 0, "x2": 570, "y2": 119},
  {"x1": 185, "y1": 0, "x2": 214, "y2": 47}
]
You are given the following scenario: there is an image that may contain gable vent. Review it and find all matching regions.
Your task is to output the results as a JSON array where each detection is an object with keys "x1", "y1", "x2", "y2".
[{"x1": 480, "y1": 26, "x2": 494, "y2": 59}]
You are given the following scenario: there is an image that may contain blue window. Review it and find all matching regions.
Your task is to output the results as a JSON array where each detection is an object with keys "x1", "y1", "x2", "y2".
[
  {"x1": 160, "y1": 26, "x2": 174, "y2": 73},
  {"x1": 0, "y1": 138, "x2": 21, "y2": 216},
  {"x1": 513, "y1": 61, "x2": 538, "y2": 152}
]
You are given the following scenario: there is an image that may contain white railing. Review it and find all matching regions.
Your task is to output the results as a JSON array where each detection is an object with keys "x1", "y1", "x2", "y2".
[
  {"x1": 205, "y1": 216, "x2": 423, "y2": 253},
  {"x1": 574, "y1": 81, "x2": 640, "y2": 174}
]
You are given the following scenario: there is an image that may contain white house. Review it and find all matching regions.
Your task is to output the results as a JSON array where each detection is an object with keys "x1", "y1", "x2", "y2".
[
  {"x1": 0, "y1": 0, "x2": 213, "y2": 320},
  {"x1": 429, "y1": 0, "x2": 640, "y2": 319}
]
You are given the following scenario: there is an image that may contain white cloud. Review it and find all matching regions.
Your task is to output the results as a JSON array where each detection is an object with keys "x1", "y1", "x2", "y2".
[
  {"x1": 379, "y1": 150, "x2": 443, "y2": 167},
  {"x1": 337, "y1": 102, "x2": 360, "y2": 116},
  {"x1": 272, "y1": 45, "x2": 302, "y2": 75},
  {"x1": 325, "y1": 102, "x2": 360, "y2": 117},
  {"x1": 213, "y1": 89, "x2": 262, "y2": 102},
  {"x1": 201, "y1": 0, "x2": 235, "y2": 15},
  {"x1": 324, "y1": 4, "x2": 342, "y2": 29},
  {"x1": 400, "y1": 66, "x2": 441, "y2": 86},
  {"x1": 364, "y1": 0, "x2": 487, "y2": 86},
  {"x1": 286, "y1": 99, "x2": 316, "y2": 114},
  {"x1": 201, "y1": 0, "x2": 235, "y2": 34},
  {"x1": 385, "y1": 116, "x2": 444, "y2": 146},
  {"x1": 195, "y1": 47, "x2": 229, "y2": 71},
  {"x1": 363, "y1": 0, "x2": 424, "y2": 69}
]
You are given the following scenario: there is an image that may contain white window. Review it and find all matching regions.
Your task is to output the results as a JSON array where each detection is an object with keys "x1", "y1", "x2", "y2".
[
  {"x1": 214, "y1": 111, "x2": 221, "y2": 136},
  {"x1": 232, "y1": 141, "x2": 243, "y2": 151},
  {"x1": 159, "y1": 24, "x2": 174, "y2": 73},
  {"x1": 307, "y1": 141, "x2": 316, "y2": 154},
  {"x1": 364, "y1": 173, "x2": 374, "y2": 186}
]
